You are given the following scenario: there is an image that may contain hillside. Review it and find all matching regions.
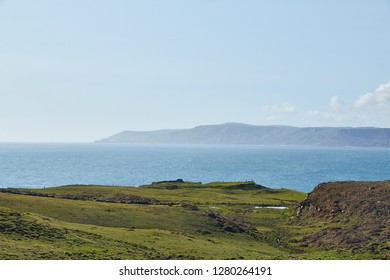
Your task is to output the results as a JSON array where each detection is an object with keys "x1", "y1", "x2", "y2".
[
  {"x1": 0, "y1": 180, "x2": 389, "y2": 259},
  {"x1": 296, "y1": 181, "x2": 389, "y2": 252},
  {"x1": 96, "y1": 123, "x2": 390, "y2": 147}
]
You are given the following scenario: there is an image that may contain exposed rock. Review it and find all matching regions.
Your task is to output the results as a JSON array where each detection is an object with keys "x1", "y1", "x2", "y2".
[
  {"x1": 296, "y1": 181, "x2": 390, "y2": 249},
  {"x1": 297, "y1": 181, "x2": 390, "y2": 219},
  {"x1": 180, "y1": 203, "x2": 199, "y2": 211},
  {"x1": 206, "y1": 211, "x2": 255, "y2": 233}
]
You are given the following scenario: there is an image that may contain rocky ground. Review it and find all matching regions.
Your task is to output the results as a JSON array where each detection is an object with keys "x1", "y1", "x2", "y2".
[{"x1": 296, "y1": 181, "x2": 389, "y2": 255}]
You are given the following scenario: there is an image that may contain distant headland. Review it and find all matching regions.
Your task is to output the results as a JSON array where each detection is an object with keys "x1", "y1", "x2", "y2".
[{"x1": 96, "y1": 123, "x2": 390, "y2": 147}]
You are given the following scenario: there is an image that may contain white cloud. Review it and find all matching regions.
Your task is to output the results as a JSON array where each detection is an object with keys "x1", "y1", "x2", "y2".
[
  {"x1": 307, "y1": 110, "x2": 320, "y2": 116},
  {"x1": 303, "y1": 96, "x2": 365, "y2": 126},
  {"x1": 262, "y1": 103, "x2": 297, "y2": 125},
  {"x1": 305, "y1": 110, "x2": 345, "y2": 122},
  {"x1": 263, "y1": 103, "x2": 297, "y2": 113},
  {"x1": 353, "y1": 81, "x2": 390, "y2": 109},
  {"x1": 260, "y1": 81, "x2": 390, "y2": 128},
  {"x1": 265, "y1": 115, "x2": 277, "y2": 122},
  {"x1": 354, "y1": 92, "x2": 375, "y2": 108},
  {"x1": 330, "y1": 96, "x2": 344, "y2": 112},
  {"x1": 305, "y1": 81, "x2": 390, "y2": 127}
]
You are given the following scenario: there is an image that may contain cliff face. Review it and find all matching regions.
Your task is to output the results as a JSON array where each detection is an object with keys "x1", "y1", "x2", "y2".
[
  {"x1": 296, "y1": 181, "x2": 390, "y2": 252},
  {"x1": 97, "y1": 123, "x2": 390, "y2": 147}
]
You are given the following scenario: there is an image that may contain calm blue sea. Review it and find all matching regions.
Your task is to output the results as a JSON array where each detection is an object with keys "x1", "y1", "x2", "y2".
[{"x1": 0, "y1": 143, "x2": 389, "y2": 192}]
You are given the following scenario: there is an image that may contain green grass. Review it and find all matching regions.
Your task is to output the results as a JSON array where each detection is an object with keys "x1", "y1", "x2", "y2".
[
  {"x1": 15, "y1": 182, "x2": 303, "y2": 207},
  {"x1": 0, "y1": 181, "x2": 387, "y2": 260},
  {"x1": 0, "y1": 203, "x2": 289, "y2": 259},
  {"x1": 0, "y1": 193, "x2": 212, "y2": 233}
]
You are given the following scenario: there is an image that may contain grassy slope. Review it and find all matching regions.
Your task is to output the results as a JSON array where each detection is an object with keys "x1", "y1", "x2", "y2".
[{"x1": 0, "y1": 181, "x2": 388, "y2": 259}]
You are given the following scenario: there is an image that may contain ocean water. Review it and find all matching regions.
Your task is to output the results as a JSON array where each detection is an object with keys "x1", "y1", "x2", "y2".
[{"x1": 0, "y1": 143, "x2": 389, "y2": 192}]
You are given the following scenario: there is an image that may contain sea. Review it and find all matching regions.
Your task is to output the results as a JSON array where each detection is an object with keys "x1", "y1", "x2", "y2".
[{"x1": 0, "y1": 143, "x2": 389, "y2": 193}]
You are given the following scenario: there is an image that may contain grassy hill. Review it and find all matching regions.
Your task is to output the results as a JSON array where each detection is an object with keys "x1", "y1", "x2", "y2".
[{"x1": 0, "y1": 180, "x2": 388, "y2": 259}]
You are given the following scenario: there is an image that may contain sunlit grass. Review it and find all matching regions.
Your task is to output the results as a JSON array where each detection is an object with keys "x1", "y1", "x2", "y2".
[{"x1": 1, "y1": 181, "x2": 387, "y2": 260}]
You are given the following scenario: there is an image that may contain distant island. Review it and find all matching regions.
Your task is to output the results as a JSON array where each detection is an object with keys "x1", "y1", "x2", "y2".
[{"x1": 96, "y1": 123, "x2": 390, "y2": 147}]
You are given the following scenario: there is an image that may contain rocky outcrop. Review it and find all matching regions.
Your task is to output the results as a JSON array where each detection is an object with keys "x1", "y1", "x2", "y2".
[
  {"x1": 296, "y1": 181, "x2": 390, "y2": 219},
  {"x1": 206, "y1": 211, "x2": 255, "y2": 233},
  {"x1": 296, "y1": 181, "x2": 390, "y2": 250}
]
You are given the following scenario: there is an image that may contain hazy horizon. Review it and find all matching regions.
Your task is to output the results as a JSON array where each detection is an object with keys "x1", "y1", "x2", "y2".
[
  {"x1": 1, "y1": 1, "x2": 390, "y2": 142},
  {"x1": 1, "y1": 121, "x2": 390, "y2": 144}
]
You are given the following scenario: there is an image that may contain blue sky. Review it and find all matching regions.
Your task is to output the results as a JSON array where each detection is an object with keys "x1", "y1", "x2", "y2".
[{"x1": 1, "y1": 0, "x2": 390, "y2": 142}]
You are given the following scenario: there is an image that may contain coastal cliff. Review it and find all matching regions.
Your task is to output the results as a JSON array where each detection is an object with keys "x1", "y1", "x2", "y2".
[{"x1": 97, "y1": 123, "x2": 390, "y2": 147}]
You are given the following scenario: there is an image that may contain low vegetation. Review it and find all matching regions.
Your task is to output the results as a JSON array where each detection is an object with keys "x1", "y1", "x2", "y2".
[{"x1": 0, "y1": 180, "x2": 388, "y2": 259}]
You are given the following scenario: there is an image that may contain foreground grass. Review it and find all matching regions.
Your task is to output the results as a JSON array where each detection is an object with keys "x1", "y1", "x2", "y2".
[{"x1": 0, "y1": 181, "x2": 388, "y2": 259}]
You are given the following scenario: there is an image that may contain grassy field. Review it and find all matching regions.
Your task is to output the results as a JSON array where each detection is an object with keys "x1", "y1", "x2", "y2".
[{"x1": 0, "y1": 180, "x2": 388, "y2": 259}]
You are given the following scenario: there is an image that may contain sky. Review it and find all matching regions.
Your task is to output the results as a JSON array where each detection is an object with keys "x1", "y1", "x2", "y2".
[{"x1": 1, "y1": 0, "x2": 390, "y2": 142}]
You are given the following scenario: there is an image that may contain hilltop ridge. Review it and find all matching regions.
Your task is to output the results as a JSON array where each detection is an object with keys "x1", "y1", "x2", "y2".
[{"x1": 96, "y1": 123, "x2": 390, "y2": 147}]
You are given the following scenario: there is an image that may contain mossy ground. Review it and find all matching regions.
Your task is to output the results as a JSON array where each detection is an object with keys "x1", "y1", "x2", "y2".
[{"x1": 0, "y1": 181, "x2": 388, "y2": 259}]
